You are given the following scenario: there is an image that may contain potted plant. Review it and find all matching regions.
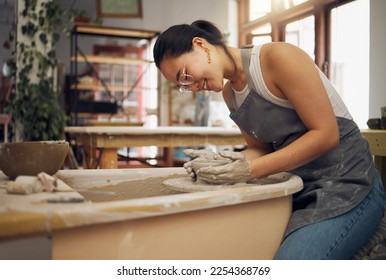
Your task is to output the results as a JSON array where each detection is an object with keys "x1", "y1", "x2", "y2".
[
  {"x1": 9, "y1": 0, "x2": 67, "y2": 141},
  {"x1": 6, "y1": 0, "x2": 103, "y2": 141}
]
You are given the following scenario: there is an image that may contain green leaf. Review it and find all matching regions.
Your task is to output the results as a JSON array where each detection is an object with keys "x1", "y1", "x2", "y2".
[{"x1": 39, "y1": 33, "x2": 48, "y2": 45}]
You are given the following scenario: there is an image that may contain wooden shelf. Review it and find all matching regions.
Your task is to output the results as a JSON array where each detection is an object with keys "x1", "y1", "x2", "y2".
[
  {"x1": 71, "y1": 54, "x2": 153, "y2": 65},
  {"x1": 84, "y1": 120, "x2": 144, "y2": 127},
  {"x1": 71, "y1": 83, "x2": 154, "y2": 92},
  {"x1": 73, "y1": 24, "x2": 160, "y2": 40},
  {"x1": 69, "y1": 24, "x2": 160, "y2": 126}
]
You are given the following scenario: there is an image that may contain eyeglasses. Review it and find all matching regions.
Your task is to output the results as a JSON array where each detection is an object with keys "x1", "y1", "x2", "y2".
[{"x1": 179, "y1": 60, "x2": 194, "y2": 93}]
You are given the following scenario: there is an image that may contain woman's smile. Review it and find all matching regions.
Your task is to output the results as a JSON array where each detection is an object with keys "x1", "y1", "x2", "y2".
[{"x1": 203, "y1": 79, "x2": 208, "y2": 90}]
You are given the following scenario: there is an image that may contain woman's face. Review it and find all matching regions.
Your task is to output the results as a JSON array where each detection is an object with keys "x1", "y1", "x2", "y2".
[{"x1": 159, "y1": 41, "x2": 224, "y2": 93}]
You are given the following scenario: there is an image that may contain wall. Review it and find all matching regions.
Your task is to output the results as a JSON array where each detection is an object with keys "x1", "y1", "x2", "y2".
[
  {"x1": 56, "y1": 0, "x2": 383, "y2": 122},
  {"x1": 369, "y1": 0, "x2": 386, "y2": 118},
  {"x1": 1, "y1": 0, "x2": 384, "y2": 122},
  {"x1": 106, "y1": 0, "x2": 237, "y2": 45},
  {"x1": 54, "y1": 0, "x2": 237, "y2": 126},
  {"x1": 56, "y1": 0, "x2": 238, "y2": 68}
]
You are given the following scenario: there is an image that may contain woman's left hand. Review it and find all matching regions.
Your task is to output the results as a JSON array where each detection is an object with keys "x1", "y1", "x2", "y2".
[{"x1": 197, "y1": 151, "x2": 254, "y2": 185}]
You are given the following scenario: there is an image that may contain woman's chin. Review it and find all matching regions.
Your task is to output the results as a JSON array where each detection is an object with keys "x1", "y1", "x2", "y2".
[{"x1": 211, "y1": 85, "x2": 223, "y2": 92}]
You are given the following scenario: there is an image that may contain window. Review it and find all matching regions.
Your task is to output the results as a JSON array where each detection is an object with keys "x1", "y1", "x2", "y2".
[
  {"x1": 285, "y1": 15, "x2": 315, "y2": 60},
  {"x1": 251, "y1": 24, "x2": 272, "y2": 45},
  {"x1": 249, "y1": 0, "x2": 271, "y2": 21},
  {"x1": 283, "y1": 0, "x2": 309, "y2": 9},
  {"x1": 239, "y1": 0, "x2": 369, "y2": 128},
  {"x1": 330, "y1": 0, "x2": 369, "y2": 128}
]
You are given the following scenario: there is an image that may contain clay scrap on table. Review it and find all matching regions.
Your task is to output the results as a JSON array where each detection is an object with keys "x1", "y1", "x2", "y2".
[{"x1": 5, "y1": 172, "x2": 73, "y2": 195}]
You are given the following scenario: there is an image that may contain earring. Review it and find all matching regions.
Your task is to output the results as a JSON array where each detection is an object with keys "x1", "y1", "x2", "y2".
[{"x1": 205, "y1": 48, "x2": 211, "y2": 64}]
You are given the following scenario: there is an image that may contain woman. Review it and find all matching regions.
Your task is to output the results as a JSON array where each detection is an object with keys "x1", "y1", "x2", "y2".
[{"x1": 153, "y1": 20, "x2": 385, "y2": 259}]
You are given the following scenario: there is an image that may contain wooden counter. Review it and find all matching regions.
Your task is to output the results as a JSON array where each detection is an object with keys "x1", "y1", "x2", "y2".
[
  {"x1": 65, "y1": 126, "x2": 386, "y2": 180},
  {"x1": 361, "y1": 129, "x2": 386, "y2": 187},
  {"x1": 65, "y1": 126, "x2": 246, "y2": 168}
]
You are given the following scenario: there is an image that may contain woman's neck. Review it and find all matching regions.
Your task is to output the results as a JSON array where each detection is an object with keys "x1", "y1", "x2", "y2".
[{"x1": 226, "y1": 47, "x2": 247, "y2": 91}]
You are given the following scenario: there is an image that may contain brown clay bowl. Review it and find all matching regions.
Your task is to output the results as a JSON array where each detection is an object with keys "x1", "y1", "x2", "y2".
[
  {"x1": 0, "y1": 141, "x2": 69, "y2": 179},
  {"x1": 366, "y1": 118, "x2": 381, "y2": 129}
]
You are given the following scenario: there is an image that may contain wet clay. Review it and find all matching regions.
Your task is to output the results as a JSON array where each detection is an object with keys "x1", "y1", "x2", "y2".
[
  {"x1": 163, "y1": 176, "x2": 284, "y2": 193},
  {"x1": 79, "y1": 174, "x2": 186, "y2": 202}
]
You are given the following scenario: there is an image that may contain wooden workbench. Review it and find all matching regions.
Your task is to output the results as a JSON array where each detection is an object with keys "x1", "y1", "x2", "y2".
[
  {"x1": 64, "y1": 126, "x2": 246, "y2": 168},
  {"x1": 64, "y1": 126, "x2": 386, "y2": 185},
  {"x1": 361, "y1": 129, "x2": 386, "y2": 187}
]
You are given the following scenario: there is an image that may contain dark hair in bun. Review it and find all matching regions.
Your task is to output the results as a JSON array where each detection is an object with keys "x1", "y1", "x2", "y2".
[{"x1": 153, "y1": 20, "x2": 235, "y2": 70}]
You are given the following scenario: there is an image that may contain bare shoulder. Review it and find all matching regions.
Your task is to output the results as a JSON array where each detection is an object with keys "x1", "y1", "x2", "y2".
[
  {"x1": 261, "y1": 42, "x2": 314, "y2": 68},
  {"x1": 262, "y1": 42, "x2": 308, "y2": 57}
]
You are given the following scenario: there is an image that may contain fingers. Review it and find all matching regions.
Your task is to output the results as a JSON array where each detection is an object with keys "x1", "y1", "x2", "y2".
[
  {"x1": 195, "y1": 158, "x2": 253, "y2": 184},
  {"x1": 184, "y1": 149, "x2": 237, "y2": 160},
  {"x1": 198, "y1": 164, "x2": 232, "y2": 175},
  {"x1": 183, "y1": 160, "x2": 198, "y2": 181},
  {"x1": 183, "y1": 149, "x2": 198, "y2": 158},
  {"x1": 183, "y1": 161, "x2": 193, "y2": 174},
  {"x1": 183, "y1": 149, "x2": 217, "y2": 159},
  {"x1": 183, "y1": 150, "x2": 246, "y2": 184},
  {"x1": 219, "y1": 150, "x2": 245, "y2": 160},
  {"x1": 198, "y1": 172, "x2": 234, "y2": 185},
  {"x1": 195, "y1": 164, "x2": 232, "y2": 184}
]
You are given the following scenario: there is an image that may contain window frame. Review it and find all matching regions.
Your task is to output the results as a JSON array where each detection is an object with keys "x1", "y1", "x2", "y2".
[{"x1": 238, "y1": 0, "x2": 356, "y2": 75}]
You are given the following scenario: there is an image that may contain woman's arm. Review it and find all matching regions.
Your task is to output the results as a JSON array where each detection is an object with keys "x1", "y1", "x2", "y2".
[{"x1": 249, "y1": 43, "x2": 339, "y2": 178}]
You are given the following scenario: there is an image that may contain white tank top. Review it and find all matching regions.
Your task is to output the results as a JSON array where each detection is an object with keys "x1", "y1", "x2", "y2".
[{"x1": 232, "y1": 45, "x2": 352, "y2": 120}]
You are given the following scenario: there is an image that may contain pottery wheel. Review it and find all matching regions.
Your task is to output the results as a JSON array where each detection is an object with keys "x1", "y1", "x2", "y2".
[{"x1": 162, "y1": 176, "x2": 281, "y2": 193}]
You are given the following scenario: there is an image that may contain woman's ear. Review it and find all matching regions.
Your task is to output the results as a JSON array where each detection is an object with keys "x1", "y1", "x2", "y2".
[
  {"x1": 192, "y1": 37, "x2": 206, "y2": 49},
  {"x1": 192, "y1": 37, "x2": 212, "y2": 64}
]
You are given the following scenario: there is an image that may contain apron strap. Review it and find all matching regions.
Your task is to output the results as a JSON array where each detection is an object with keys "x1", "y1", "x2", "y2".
[{"x1": 230, "y1": 47, "x2": 254, "y2": 110}]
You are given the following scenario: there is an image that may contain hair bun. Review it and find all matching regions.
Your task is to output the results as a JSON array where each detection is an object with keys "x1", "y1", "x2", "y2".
[{"x1": 191, "y1": 20, "x2": 223, "y2": 40}]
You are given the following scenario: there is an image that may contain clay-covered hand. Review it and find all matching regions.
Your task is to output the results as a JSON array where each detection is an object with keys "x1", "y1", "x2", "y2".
[
  {"x1": 183, "y1": 149, "x2": 223, "y2": 160},
  {"x1": 196, "y1": 151, "x2": 254, "y2": 185},
  {"x1": 183, "y1": 149, "x2": 225, "y2": 180}
]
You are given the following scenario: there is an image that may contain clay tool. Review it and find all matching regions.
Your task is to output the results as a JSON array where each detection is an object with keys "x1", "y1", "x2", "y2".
[
  {"x1": 47, "y1": 197, "x2": 85, "y2": 203},
  {"x1": 65, "y1": 188, "x2": 116, "y2": 195}
]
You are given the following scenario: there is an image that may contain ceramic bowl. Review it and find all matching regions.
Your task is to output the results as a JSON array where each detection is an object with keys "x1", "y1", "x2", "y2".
[
  {"x1": 366, "y1": 118, "x2": 381, "y2": 129},
  {"x1": 0, "y1": 141, "x2": 69, "y2": 179}
]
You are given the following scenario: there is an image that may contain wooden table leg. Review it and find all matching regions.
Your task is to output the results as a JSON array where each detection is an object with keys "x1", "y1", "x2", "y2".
[
  {"x1": 165, "y1": 147, "x2": 174, "y2": 167},
  {"x1": 100, "y1": 148, "x2": 118, "y2": 169},
  {"x1": 81, "y1": 139, "x2": 97, "y2": 169}
]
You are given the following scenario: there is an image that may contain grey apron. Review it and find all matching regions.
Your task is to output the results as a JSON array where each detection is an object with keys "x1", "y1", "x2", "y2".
[{"x1": 228, "y1": 48, "x2": 376, "y2": 237}]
